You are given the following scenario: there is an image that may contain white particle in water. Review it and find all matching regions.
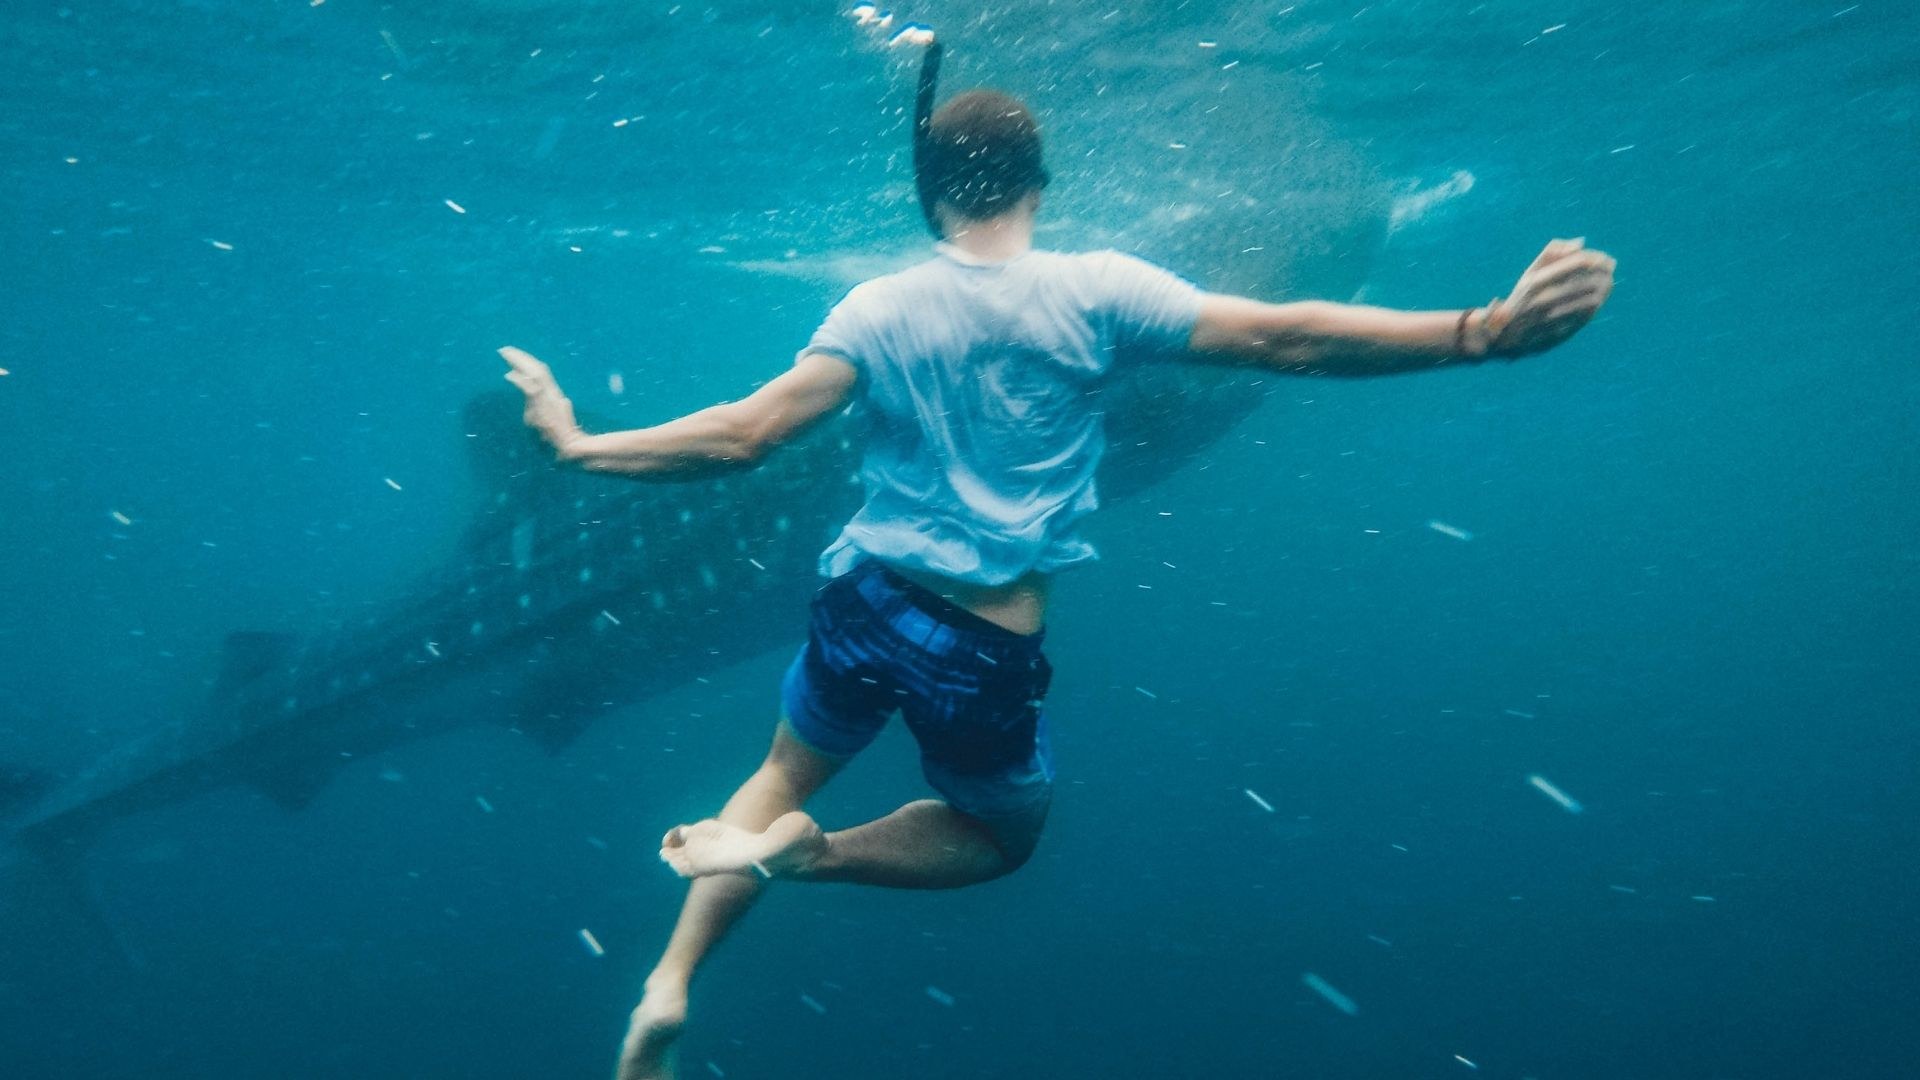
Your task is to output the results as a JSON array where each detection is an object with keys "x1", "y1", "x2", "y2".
[
  {"x1": 1527, "y1": 774, "x2": 1584, "y2": 814},
  {"x1": 1300, "y1": 972, "x2": 1359, "y2": 1016}
]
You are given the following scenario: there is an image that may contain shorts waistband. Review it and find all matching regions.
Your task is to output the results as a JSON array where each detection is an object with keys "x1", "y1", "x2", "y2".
[{"x1": 846, "y1": 560, "x2": 1045, "y2": 656}]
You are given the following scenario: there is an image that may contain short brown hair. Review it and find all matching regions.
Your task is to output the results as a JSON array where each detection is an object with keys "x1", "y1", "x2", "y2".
[{"x1": 919, "y1": 90, "x2": 1050, "y2": 221}]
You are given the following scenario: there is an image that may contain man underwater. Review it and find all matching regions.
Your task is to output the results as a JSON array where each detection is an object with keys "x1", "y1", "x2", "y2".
[{"x1": 503, "y1": 72, "x2": 1614, "y2": 1080}]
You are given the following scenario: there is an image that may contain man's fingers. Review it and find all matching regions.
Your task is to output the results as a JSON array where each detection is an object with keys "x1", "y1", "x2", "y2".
[
  {"x1": 1514, "y1": 258, "x2": 1613, "y2": 316},
  {"x1": 1524, "y1": 276, "x2": 1603, "y2": 314},
  {"x1": 1492, "y1": 242, "x2": 1611, "y2": 356},
  {"x1": 1523, "y1": 237, "x2": 1585, "y2": 272},
  {"x1": 1539, "y1": 262, "x2": 1614, "y2": 307},
  {"x1": 498, "y1": 345, "x2": 550, "y2": 377},
  {"x1": 1515, "y1": 240, "x2": 1604, "y2": 297},
  {"x1": 1525, "y1": 250, "x2": 1608, "y2": 293},
  {"x1": 1543, "y1": 297, "x2": 1602, "y2": 324},
  {"x1": 1518, "y1": 243, "x2": 1565, "y2": 282}
]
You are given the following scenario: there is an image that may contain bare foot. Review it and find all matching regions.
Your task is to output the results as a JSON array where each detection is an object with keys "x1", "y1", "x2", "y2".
[
  {"x1": 615, "y1": 975, "x2": 687, "y2": 1080},
  {"x1": 659, "y1": 811, "x2": 827, "y2": 879}
]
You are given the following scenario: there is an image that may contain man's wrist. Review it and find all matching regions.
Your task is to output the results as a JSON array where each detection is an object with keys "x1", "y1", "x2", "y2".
[
  {"x1": 1454, "y1": 306, "x2": 1496, "y2": 361},
  {"x1": 1478, "y1": 300, "x2": 1514, "y2": 359},
  {"x1": 1456, "y1": 300, "x2": 1512, "y2": 361},
  {"x1": 552, "y1": 427, "x2": 590, "y2": 462}
]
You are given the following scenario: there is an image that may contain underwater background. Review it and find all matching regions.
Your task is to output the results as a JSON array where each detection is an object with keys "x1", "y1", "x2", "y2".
[{"x1": 2, "y1": 1, "x2": 1916, "y2": 1077}]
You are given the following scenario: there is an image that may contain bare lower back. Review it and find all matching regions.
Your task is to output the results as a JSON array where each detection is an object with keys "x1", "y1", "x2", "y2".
[{"x1": 886, "y1": 563, "x2": 1051, "y2": 636}]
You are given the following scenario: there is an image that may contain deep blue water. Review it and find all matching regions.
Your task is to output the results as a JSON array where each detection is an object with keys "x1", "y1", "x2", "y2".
[{"x1": 2, "y1": 1, "x2": 1916, "y2": 1077}]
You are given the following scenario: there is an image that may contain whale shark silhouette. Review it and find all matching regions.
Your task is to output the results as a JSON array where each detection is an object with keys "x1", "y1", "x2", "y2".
[{"x1": 7, "y1": 170, "x2": 1394, "y2": 863}]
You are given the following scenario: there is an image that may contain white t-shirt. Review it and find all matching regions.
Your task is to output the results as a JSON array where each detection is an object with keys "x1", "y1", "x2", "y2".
[{"x1": 802, "y1": 243, "x2": 1204, "y2": 586}]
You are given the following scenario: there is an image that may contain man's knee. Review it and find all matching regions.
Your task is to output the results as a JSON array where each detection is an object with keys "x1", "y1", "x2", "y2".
[
  {"x1": 992, "y1": 829, "x2": 1041, "y2": 875},
  {"x1": 973, "y1": 797, "x2": 1050, "y2": 876}
]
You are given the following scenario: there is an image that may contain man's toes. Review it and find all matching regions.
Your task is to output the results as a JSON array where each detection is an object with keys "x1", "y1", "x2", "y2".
[{"x1": 662, "y1": 825, "x2": 687, "y2": 850}]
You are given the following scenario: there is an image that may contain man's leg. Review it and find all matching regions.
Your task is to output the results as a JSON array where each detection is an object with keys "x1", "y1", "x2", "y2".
[
  {"x1": 661, "y1": 792, "x2": 1048, "y2": 890},
  {"x1": 616, "y1": 721, "x2": 843, "y2": 1080}
]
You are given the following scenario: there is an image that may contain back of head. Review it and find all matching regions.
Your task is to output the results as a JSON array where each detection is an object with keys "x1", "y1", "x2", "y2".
[{"x1": 920, "y1": 90, "x2": 1050, "y2": 223}]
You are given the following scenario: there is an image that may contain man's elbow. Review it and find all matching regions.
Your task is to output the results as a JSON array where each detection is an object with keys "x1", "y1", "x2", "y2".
[
  {"x1": 1249, "y1": 301, "x2": 1337, "y2": 370},
  {"x1": 719, "y1": 411, "x2": 781, "y2": 466},
  {"x1": 726, "y1": 436, "x2": 771, "y2": 466}
]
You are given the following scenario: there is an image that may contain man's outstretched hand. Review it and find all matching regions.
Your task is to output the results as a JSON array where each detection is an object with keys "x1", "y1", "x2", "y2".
[
  {"x1": 1483, "y1": 238, "x2": 1616, "y2": 359},
  {"x1": 500, "y1": 346, "x2": 585, "y2": 456}
]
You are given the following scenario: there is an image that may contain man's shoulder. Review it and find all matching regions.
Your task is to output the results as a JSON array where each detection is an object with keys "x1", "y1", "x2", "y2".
[
  {"x1": 1036, "y1": 248, "x2": 1179, "y2": 282},
  {"x1": 848, "y1": 255, "x2": 946, "y2": 297}
]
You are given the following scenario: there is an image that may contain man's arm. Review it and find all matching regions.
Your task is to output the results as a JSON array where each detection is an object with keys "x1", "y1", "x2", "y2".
[
  {"x1": 1187, "y1": 239, "x2": 1615, "y2": 375},
  {"x1": 500, "y1": 347, "x2": 858, "y2": 478}
]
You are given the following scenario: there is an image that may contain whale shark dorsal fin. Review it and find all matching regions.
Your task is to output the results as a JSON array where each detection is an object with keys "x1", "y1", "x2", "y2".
[
  {"x1": 461, "y1": 389, "x2": 549, "y2": 494},
  {"x1": 460, "y1": 388, "x2": 626, "y2": 493},
  {"x1": 458, "y1": 389, "x2": 633, "y2": 560}
]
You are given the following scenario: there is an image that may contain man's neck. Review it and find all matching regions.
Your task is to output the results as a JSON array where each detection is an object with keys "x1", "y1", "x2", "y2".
[{"x1": 940, "y1": 207, "x2": 1034, "y2": 263}]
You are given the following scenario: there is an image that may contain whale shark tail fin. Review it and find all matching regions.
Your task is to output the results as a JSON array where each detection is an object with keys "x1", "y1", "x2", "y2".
[{"x1": 12, "y1": 823, "x2": 146, "y2": 969}]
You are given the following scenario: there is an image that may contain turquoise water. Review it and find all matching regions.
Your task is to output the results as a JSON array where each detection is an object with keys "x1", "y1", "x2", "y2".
[{"x1": 2, "y1": 2, "x2": 1916, "y2": 1077}]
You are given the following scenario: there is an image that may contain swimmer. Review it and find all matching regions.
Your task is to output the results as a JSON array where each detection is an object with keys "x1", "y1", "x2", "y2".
[{"x1": 502, "y1": 45, "x2": 1613, "y2": 1080}]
